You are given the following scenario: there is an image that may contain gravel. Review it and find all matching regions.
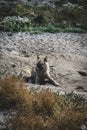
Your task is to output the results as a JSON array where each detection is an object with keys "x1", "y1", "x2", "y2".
[{"x1": 0, "y1": 32, "x2": 87, "y2": 97}]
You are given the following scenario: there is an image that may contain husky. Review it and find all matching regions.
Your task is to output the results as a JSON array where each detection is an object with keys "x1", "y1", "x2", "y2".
[
  {"x1": 18, "y1": 56, "x2": 59, "y2": 86},
  {"x1": 31, "y1": 55, "x2": 59, "y2": 86}
]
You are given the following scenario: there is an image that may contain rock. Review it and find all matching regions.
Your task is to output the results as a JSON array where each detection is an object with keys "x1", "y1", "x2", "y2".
[
  {"x1": 17, "y1": 68, "x2": 32, "y2": 82},
  {"x1": 81, "y1": 124, "x2": 87, "y2": 130},
  {"x1": 10, "y1": 62, "x2": 16, "y2": 68},
  {"x1": 76, "y1": 86, "x2": 84, "y2": 90},
  {"x1": 78, "y1": 70, "x2": 87, "y2": 76}
]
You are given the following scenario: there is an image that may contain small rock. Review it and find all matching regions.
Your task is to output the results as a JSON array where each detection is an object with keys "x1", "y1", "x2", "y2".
[
  {"x1": 11, "y1": 50, "x2": 19, "y2": 55},
  {"x1": 78, "y1": 70, "x2": 87, "y2": 76},
  {"x1": 6, "y1": 47, "x2": 12, "y2": 52},
  {"x1": 76, "y1": 86, "x2": 84, "y2": 90},
  {"x1": 81, "y1": 124, "x2": 87, "y2": 130},
  {"x1": 11, "y1": 64, "x2": 16, "y2": 68},
  {"x1": 10, "y1": 63, "x2": 16, "y2": 68}
]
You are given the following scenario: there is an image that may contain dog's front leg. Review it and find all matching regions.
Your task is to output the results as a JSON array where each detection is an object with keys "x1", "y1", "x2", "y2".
[
  {"x1": 46, "y1": 73, "x2": 59, "y2": 86},
  {"x1": 35, "y1": 72, "x2": 40, "y2": 84}
]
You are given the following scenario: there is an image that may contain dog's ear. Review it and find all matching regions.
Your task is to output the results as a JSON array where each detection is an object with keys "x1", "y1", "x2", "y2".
[
  {"x1": 37, "y1": 55, "x2": 40, "y2": 60},
  {"x1": 44, "y1": 56, "x2": 47, "y2": 62}
]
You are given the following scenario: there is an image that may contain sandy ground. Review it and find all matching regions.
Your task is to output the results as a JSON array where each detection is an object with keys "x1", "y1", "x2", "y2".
[{"x1": 0, "y1": 32, "x2": 87, "y2": 97}]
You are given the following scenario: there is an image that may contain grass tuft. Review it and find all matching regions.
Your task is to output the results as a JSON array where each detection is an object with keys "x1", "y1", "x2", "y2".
[{"x1": 0, "y1": 77, "x2": 87, "y2": 130}]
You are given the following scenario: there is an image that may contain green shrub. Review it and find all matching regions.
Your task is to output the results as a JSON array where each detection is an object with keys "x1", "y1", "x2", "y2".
[
  {"x1": 34, "y1": 15, "x2": 47, "y2": 25},
  {"x1": 0, "y1": 16, "x2": 31, "y2": 32},
  {"x1": 64, "y1": 27, "x2": 86, "y2": 33},
  {"x1": 0, "y1": 2, "x2": 87, "y2": 33},
  {"x1": 10, "y1": 3, "x2": 35, "y2": 17}
]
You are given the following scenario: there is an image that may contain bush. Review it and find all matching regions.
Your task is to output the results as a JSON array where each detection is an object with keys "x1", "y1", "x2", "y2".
[
  {"x1": 34, "y1": 15, "x2": 48, "y2": 25},
  {"x1": 0, "y1": 2, "x2": 87, "y2": 33},
  {"x1": 0, "y1": 16, "x2": 31, "y2": 32},
  {"x1": 64, "y1": 27, "x2": 86, "y2": 33},
  {"x1": 0, "y1": 77, "x2": 87, "y2": 130},
  {"x1": 11, "y1": 4, "x2": 35, "y2": 17},
  {"x1": 0, "y1": 76, "x2": 29, "y2": 109}
]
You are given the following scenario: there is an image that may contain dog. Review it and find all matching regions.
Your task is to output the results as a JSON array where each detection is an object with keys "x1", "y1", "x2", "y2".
[
  {"x1": 31, "y1": 55, "x2": 59, "y2": 86},
  {"x1": 18, "y1": 56, "x2": 59, "y2": 86}
]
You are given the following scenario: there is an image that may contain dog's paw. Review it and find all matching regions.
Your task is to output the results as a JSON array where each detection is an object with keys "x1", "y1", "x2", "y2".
[{"x1": 54, "y1": 82, "x2": 60, "y2": 86}]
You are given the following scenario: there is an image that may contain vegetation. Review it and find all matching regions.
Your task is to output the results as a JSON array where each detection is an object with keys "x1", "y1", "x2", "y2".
[
  {"x1": 0, "y1": 0, "x2": 87, "y2": 33},
  {"x1": 0, "y1": 76, "x2": 87, "y2": 130}
]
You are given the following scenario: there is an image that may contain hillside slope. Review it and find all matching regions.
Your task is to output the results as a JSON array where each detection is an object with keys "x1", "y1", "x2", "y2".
[{"x1": 0, "y1": 32, "x2": 87, "y2": 98}]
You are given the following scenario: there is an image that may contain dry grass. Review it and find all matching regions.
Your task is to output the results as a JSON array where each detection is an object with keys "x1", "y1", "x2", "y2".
[
  {"x1": 0, "y1": 76, "x2": 30, "y2": 109},
  {"x1": 0, "y1": 77, "x2": 87, "y2": 130}
]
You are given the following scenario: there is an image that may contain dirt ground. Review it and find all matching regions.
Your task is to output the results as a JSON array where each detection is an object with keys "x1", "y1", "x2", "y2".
[{"x1": 0, "y1": 32, "x2": 87, "y2": 98}]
